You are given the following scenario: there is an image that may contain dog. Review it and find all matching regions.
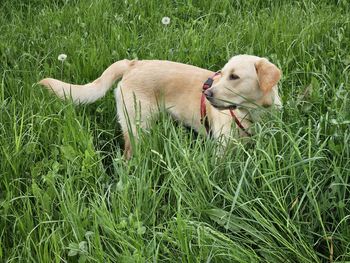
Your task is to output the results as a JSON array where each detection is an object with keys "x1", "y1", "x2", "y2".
[{"x1": 38, "y1": 54, "x2": 282, "y2": 159}]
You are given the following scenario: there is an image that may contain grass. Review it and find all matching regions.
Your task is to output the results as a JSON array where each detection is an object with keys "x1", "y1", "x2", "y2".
[{"x1": 0, "y1": 0, "x2": 350, "y2": 262}]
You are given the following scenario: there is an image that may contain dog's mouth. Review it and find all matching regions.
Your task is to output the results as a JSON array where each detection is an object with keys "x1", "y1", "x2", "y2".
[
  {"x1": 207, "y1": 97, "x2": 238, "y2": 110},
  {"x1": 211, "y1": 103, "x2": 237, "y2": 110}
]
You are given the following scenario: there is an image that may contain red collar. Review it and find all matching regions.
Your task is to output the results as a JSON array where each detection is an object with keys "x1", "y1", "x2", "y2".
[{"x1": 200, "y1": 72, "x2": 251, "y2": 136}]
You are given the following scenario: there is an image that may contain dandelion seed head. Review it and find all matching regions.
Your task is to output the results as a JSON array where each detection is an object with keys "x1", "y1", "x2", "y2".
[
  {"x1": 161, "y1": 17, "x2": 170, "y2": 25},
  {"x1": 58, "y1": 54, "x2": 67, "y2": 62}
]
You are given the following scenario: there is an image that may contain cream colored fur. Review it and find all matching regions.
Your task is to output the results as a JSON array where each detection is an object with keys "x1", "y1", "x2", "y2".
[{"x1": 38, "y1": 55, "x2": 282, "y2": 159}]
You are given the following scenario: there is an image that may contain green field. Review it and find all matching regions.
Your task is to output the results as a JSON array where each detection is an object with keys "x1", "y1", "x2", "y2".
[{"x1": 1, "y1": 0, "x2": 349, "y2": 262}]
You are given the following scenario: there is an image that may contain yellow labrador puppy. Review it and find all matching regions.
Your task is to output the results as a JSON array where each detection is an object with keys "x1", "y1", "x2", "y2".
[{"x1": 39, "y1": 55, "x2": 282, "y2": 158}]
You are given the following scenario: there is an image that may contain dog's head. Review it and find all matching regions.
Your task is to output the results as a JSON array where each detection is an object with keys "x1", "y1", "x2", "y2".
[{"x1": 204, "y1": 55, "x2": 282, "y2": 111}]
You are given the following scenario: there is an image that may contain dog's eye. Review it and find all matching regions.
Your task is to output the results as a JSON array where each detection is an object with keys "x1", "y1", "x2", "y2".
[{"x1": 229, "y1": 74, "x2": 240, "y2": 80}]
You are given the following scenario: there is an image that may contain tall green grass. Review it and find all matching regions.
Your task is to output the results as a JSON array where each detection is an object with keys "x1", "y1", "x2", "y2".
[{"x1": 0, "y1": 0, "x2": 349, "y2": 262}]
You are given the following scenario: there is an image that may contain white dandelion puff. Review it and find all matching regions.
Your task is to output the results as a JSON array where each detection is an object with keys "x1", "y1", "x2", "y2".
[
  {"x1": 58, "y1": 54, "x2": 67, "y2": 62},
  {"x1": 58, "y1": 54, "x2": 67, "y2": 78},
  {"x1": 161, "y1": 17, "x2": 170, "y2": 25}
]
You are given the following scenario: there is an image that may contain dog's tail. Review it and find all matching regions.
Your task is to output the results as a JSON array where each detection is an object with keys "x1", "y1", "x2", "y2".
[{"x1": 38, "y1": 59, "x2": 131, "y2": 104}]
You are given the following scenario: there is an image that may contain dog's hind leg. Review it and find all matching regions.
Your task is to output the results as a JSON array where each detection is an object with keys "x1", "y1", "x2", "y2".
[
  {"x1": 114, "y1": 82, "x2": 156, "y2": 159},
  {"x1": 122, "y1": 131, "x2": 132, "y2": 160}
]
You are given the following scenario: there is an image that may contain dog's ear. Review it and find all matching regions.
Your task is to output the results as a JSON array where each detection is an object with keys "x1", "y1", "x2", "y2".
[{"x1": 255, "y1": 58, "x2": 281, "y2": 93}]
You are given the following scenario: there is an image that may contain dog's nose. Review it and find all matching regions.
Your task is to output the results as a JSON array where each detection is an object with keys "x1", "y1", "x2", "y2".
[{"x1": 204, "y1": 89, "x2": 213, "y2": 98}]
